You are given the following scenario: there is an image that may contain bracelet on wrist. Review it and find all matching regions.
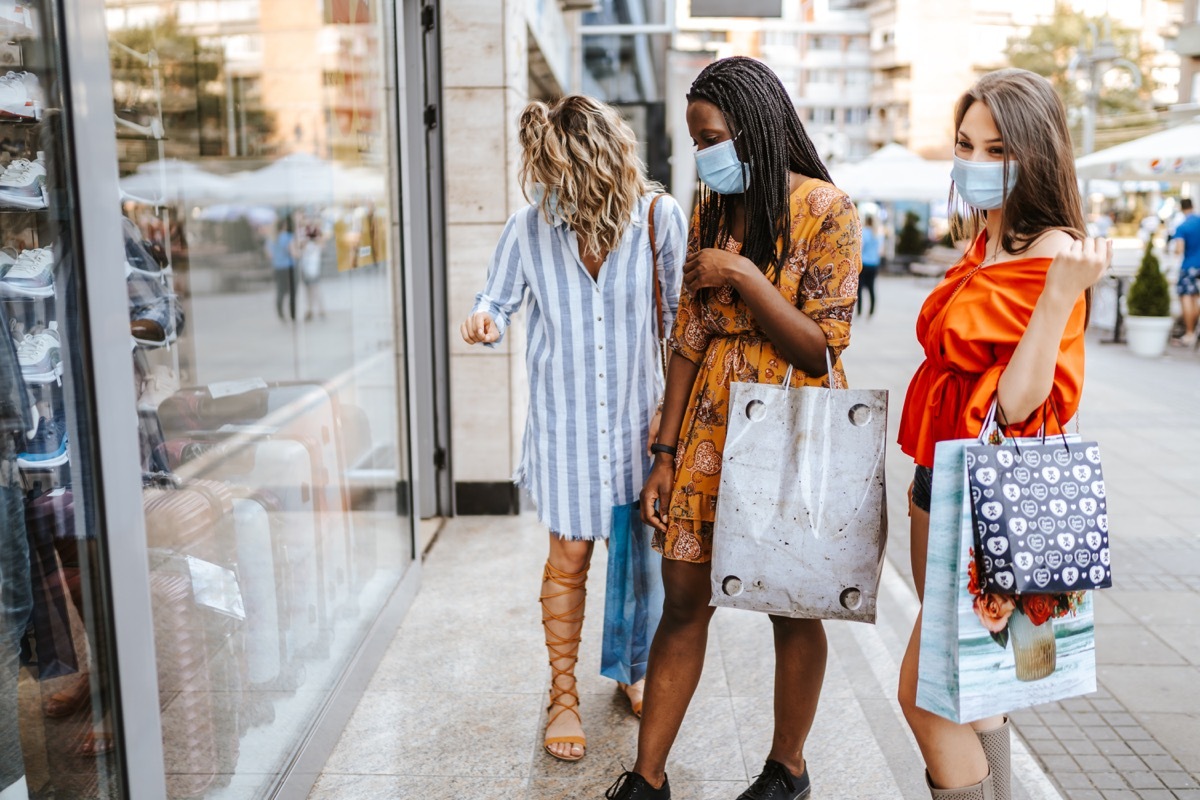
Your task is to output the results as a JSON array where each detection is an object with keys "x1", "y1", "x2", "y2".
[{"x1": 650, "y1": 443, "x2": 677, "y2": 457}]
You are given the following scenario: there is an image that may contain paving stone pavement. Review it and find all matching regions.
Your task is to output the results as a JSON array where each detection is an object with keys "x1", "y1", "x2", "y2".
[
  {"x1": 312, "y1": 274, "x2": 1199, "y2": 799},
  {"x1": 850, "y1": 275, "x2": 1200, "y2": 800}
]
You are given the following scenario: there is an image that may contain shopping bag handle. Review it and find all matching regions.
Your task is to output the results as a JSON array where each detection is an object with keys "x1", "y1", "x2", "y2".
[
  {"x1": 980, "y1": 396, "x2": 1073, "y2": 454},
  {"x1": 780, "y1": 347, "x2": 835, "y2": 394}
]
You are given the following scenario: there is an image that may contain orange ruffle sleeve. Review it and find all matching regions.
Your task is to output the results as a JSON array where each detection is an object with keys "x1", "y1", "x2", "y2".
[{"x1": 898, "y1": 235, "x2": 1087, "y2": 468}]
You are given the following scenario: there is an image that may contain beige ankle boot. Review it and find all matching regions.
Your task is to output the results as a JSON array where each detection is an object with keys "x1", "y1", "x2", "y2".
[
  {"x1": 976, "y1": 717, "x2": 1011, "y2": 800},
  {"x1": 926, "y1": 771, "x2": 995, "y2": 800}
]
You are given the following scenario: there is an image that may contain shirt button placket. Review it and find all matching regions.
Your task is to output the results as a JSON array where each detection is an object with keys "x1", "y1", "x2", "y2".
[{"x1": 597, "y1": 301, "x2": 611, "y2": 502}]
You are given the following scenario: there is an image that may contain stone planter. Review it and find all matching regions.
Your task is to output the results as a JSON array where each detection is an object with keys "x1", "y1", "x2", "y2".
[{"x1": 1125, "y1": 315, "x2": 1173, "y2": 358}]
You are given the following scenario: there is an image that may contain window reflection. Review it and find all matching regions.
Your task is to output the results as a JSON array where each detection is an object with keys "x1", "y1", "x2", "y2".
[{"x1": 104, "y1": 0, "x2": 409, "y2": 795}]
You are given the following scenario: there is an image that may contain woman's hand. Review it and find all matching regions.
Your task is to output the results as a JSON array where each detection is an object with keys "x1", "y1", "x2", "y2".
[
  {"x1": 639, "y1": 457, "x2": 675, "y2": 532},
  {"x1": 1044, "y1": 237, "x2": 1112, "y2": 303},
  {"x1": 682, "y1": 248, "x2": 756, "y2": 295},
  {"x1": 460, "y1": 311, "x2": 500, "y2": 345}
]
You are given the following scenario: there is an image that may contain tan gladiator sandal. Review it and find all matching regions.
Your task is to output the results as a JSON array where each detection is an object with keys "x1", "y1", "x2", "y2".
[{"x1": 541, "y1": 560, "x2": 588, "y2": 761}]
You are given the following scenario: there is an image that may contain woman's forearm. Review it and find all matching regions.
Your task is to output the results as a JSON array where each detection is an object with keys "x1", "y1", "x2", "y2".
[
  {"x1": 733, "y1": 265, "x2": 829, "y2": 376},
  {"x1": 996, "y1": 284, "x2": 1078, "y2": 424},
  {"x1": 655, "y1": 354, "x2": 699, "y2": 450}
]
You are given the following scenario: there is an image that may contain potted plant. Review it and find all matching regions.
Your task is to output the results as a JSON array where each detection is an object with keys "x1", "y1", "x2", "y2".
[{"x1": 1124, "y1": 240, "x2": 1173, "y2": 357}]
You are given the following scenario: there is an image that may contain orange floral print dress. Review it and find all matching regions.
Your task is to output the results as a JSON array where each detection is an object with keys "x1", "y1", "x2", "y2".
[{"x1": 654, "y1": 178, "x2": 861, "y2": 564}]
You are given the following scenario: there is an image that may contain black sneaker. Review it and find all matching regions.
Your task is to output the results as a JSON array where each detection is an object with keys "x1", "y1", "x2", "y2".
[
  {"x1": 606, "y1": 771, "x2": 670, "y2": 799},
  {"x1": 737, "y1": 760, "x2": 811, "y2": 800}
]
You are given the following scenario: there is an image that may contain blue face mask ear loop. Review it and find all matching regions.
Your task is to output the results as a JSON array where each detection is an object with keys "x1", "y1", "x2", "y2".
[{"x1": 728, "y1": 127, "x2": 749, "y2": 196}]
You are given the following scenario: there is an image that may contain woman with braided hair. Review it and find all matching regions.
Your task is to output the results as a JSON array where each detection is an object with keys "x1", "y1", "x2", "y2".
[
  {"x1": 462, "y1": 95, "x2": 688, "y2": 762},
  {"x1": 606, "y1": 56, "x2": 861, "y2": 800}
]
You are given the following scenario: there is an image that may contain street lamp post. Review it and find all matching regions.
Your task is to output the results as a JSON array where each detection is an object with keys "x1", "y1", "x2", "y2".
[{"x1": 1069, "y1": 18, "x2": 1142, "y2": 157}]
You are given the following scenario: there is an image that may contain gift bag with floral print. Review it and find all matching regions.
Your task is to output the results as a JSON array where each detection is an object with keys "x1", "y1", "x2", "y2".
[{"x1": 917, "y1": 438, "x2": 1096, "y2": 724}]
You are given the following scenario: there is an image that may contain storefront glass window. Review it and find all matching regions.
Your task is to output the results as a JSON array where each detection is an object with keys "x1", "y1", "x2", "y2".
[
  {"x1": 2, "y1": 3, "x2": 126, "y2": 798},
  {"x1": 103, "y1": 0, "x2": 412, "y2": 795}
]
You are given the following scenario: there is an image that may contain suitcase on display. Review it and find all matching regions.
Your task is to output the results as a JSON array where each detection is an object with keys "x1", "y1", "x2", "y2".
[
  {"x1": 264, "y1": 383, "x2": 356, "y2": 617},
  {"x1": 231, "y1": 496, "x2": 281, "y2": 687},
  {"x1": 198, "y1": 438, "x2": 324, "y2": 660}
]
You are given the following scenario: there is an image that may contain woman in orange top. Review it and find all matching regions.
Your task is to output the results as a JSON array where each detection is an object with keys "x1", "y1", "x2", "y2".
[
  {"x1": 606, "y1": 57, "x2": 860, "y2": 800},
  {"x1": 896, "y1": 69, "x2": 1110, "y2": 800}
]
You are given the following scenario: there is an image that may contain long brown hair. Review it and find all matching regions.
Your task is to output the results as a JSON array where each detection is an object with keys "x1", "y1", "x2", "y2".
[
  {"x1": 518, "y1": 95, "x2": 658, "y2": 258},
  {"x1": 950, "y1": 69, "x2": 1087, "y2": 252}
]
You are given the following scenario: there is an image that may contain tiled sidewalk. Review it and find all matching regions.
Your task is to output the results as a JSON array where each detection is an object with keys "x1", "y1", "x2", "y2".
[
  {"x1": 852, "y1": 276, "x2": 1200, "y2": 800},
  {"x1": 311, "y1": 274, "x2": 1200, "y2": 800},
  {"x1": 309, "y1": 513, "x2": 1063, "y2": 800}
]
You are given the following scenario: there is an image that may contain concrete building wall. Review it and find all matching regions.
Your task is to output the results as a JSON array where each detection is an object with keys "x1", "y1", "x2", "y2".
[{"x1": 441, "y1": 0, "x2": 578, "y2": 512}]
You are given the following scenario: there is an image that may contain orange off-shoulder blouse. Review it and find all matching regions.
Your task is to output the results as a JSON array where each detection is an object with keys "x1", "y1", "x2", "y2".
[{"x1": 897, "y1": 232, "x2": 1087, "y2": 468}]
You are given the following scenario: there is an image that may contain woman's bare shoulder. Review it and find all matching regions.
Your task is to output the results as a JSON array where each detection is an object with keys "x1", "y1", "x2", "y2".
[{"x1": 1021, "y1": 229, "x2": 1077, "y2": 260}]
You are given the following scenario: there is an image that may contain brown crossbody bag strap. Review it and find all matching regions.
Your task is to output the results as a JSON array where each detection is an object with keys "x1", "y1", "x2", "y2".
[{"x1": 648, "y1": 194, "x2": 667, "y2": 374}]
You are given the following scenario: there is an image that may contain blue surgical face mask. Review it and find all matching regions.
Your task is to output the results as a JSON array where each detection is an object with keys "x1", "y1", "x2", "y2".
[
  {"x1": 952, "y1": 157, "x2": 1018, "y2": 211},
  {"x1": 695, "y1": 138, "x2": 750, "y2": 195}
]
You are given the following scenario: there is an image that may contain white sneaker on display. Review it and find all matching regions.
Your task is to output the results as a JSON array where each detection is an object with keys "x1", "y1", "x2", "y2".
[
  {"x1": 0, "y1": 70, "x2": 41, "y2": 119},
  {"x1": 15, "y1": 327, "x2": 61, "y2": 382},
  {"x1": 137, "y1": 364, "x2": 180, "y2": 412},
  {"x1": 0, "y1": 247, "x2": 54, "y2": 297},
  {"x1": 0, "y1": 157, "x2": 46, "y2": 208}
]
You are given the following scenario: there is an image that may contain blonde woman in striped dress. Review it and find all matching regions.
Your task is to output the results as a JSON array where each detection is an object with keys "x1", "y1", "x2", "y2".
[{"x1": 460, "y1": 95, "x2": 688, "y2": 762}]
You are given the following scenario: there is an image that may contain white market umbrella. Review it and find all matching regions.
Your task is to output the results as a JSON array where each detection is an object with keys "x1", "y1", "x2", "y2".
[
  {"x1": 120, "y1": 159, "x2": 233, "y2": 205},
  {"x1": 333, "y1": 164, "x2": 387, "y2": 202},
  {"x1": 1075, "y1": 120, "x2": 1200, "y2": 181},
  {"x1": 830, "y1": 144, "x2": 953, "y2": 203},
  {"x1": 198, "y1": 204, "x2": 277, "y2": 226},
  {"x1": 226, "y1": 152, "x2": 336, "y2": 208}
]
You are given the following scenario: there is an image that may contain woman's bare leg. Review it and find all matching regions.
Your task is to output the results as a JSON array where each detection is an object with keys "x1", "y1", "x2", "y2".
[
  {"x1": 631, "y1": 558, "x2": 715, "y2": 788},
  {"x1": 765, "y1": 615, "x2": 827, "y2": 777},
  {"x1": 898, "y1": 497, "x2": 1003, "y2": 789},
  {"x1": 542, "y1": 532, "x2": 595, "y2": 760}
]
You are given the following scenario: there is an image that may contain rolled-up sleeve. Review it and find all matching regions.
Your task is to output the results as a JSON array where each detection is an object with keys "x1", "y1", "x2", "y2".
[
  {"x1": 796, "y1": 195, "x2": 860, "y2": 360},
  {"x1": 471, "y1": 214, "x2": 527, "y2": 346}
]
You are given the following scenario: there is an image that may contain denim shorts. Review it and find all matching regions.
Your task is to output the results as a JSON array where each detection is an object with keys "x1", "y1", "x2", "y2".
[
  {"x1": 911, "y1": 465, "x2": 934, "y2": 514},
  {"x1": 1178, "y1": 266, "x2": 1200, "y2": 296}
]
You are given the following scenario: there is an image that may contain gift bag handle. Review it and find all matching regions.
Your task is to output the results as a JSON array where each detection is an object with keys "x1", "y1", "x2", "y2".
[
  {"x1": 980, "y1": 396, "x2": 1073, "y2": 453},
  {"x1": 781, "y1": 347, "x2": 835, "y2": 395}
]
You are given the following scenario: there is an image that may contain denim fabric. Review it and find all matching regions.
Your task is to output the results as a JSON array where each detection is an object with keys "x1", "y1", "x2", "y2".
[
  {"x1": 1, "y1": 477, "x2": 33, "y2": 792},
  {"x1": 600, "y1": 503, "x2": 664, "y2": 684}
]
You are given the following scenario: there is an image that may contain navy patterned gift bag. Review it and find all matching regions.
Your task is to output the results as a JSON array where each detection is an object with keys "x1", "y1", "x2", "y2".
[{"x1": 965, "y1": 437, "x2": 1112, "y2": 595}]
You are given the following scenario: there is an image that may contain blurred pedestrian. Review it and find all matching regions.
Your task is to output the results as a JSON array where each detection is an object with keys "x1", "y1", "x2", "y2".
[
  {"x1": 897, "y1": 69, "x2": 1109, "y2": 800},
  {"x1": 269, "y1": 216, "x2": 297, "y2": 321},
  {"x1": 299, "y1": 214, "x2": 326, "y2": 321},
  {"x1": 460, "y1": 95, "x2": 687, "y2": 763},
  {"x1": 609, "y1": 56, "x2": 861, "y2": 800},
  {"x1": 1169, "y1": 197, "x2": 1199, "y2": 346},
  {"x1": 859, "y1": 214, "x2": 881, "y2": 316}
]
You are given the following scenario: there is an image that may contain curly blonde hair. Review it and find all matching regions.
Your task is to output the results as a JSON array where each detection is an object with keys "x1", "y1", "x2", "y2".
[{"x1": 518, "y1": 95, "x2": 659, "y2": 258}]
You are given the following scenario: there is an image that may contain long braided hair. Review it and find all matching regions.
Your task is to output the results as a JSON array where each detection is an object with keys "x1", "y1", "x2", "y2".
[{"x1": 688, "y1": 56, "x2": 832, "y2": 281}]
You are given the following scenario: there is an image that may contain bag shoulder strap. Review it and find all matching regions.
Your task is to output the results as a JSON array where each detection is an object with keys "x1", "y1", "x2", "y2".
[{"x1": 649, "y1": 193, "x2": 664, "y2": 340}]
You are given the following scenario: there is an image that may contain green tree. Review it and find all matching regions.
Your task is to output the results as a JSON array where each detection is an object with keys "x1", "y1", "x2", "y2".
[{"x1": 1005, "y1": 3, "x2": 1152, "y2": 143}]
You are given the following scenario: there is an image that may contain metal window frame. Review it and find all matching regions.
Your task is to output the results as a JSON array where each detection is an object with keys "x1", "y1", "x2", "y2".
[
  {"x1": 406, "y1": 0, "x2": 453, "y2": 519},
  {"x1": 58, "y1": 0, "x2": 168, "y2": 795}
]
